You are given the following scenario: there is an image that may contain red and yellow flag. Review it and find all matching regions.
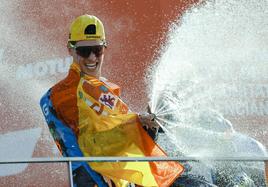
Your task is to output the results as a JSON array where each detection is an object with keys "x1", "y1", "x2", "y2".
[{"x1": 53, "y1": 63, "x2": 184, "y2": 186}]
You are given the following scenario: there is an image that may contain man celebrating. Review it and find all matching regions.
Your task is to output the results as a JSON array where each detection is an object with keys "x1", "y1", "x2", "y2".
[{"x1": 40, "y1": 14, "x2": 183, "y2": 187}]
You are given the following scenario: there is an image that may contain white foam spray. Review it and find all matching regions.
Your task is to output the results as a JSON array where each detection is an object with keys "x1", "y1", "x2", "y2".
[
  {"x1": 149, "y1": 0, "x2": 268, "y2": 157},
  {"x1": 148, "y1": 1, "x2": 268, "y2": 184}
]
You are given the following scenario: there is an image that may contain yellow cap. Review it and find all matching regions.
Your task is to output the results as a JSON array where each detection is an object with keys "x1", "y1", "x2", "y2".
[{"x1": 69, "y1": 14, "x2": 106, "y2": 46}]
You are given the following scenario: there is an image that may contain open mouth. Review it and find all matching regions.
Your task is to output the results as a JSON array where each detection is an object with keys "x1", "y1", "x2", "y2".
[{"x1": 85, "y1": 63, "x2": 97, "y2": 69}]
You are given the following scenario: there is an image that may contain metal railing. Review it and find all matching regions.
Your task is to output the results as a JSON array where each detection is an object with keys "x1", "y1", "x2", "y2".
[
  {"x1": 1, "y1": 156, "x2": 268, "y2": 163},
  {"x1": 1, "y1": 156, "x2": 268, "y2": 187}
]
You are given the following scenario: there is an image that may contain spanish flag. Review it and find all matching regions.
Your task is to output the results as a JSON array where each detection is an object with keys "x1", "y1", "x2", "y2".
[{"x1": 51, "y1": 63, "x2": 184, "y2": 186}]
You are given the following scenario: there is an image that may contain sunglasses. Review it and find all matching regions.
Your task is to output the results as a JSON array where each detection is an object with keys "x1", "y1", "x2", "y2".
[{"x1": 75, "y1": 46, "x2": 104, "y2": 58}]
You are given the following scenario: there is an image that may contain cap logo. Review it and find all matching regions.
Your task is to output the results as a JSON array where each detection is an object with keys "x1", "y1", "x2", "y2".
[
  {"x1": 85, "y1": 24, "x2": 96, "y2": 35},
  {"x1": 85, "y1": 35, "x2": 101, "y2": 39}
]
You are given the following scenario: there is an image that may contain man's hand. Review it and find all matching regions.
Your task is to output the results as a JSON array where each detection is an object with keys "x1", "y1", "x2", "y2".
[
  {"x1": 138, "y1": 113, "x2": 159, "y2": 129},
  {"x1": 138, "y1": 104, "x2": 165, "y2": 140},
  {"x1": 138, "y1": 113, "x2": 162, "y2": 140}
]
